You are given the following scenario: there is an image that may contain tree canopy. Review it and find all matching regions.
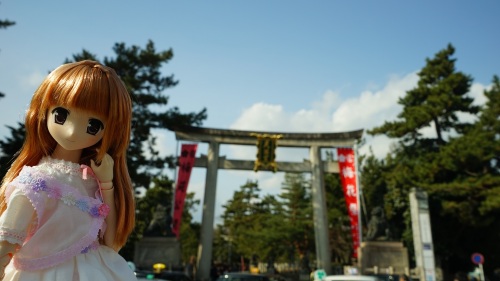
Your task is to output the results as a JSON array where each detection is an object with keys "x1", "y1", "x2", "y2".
[
  {"x1": 213, "y1": 171, "x2": 353, "y2": 271},
  {"x1": 365, "y1": 44, "x2": 500, "y2": 278}
]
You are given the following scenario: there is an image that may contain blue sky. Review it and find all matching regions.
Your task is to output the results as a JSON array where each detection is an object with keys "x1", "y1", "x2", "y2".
[{"x1": 1, "y1": 1, "x2": 499, "y2": 223}]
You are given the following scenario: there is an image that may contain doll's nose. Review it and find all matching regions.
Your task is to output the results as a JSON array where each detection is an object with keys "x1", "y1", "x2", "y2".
[{"x1": 64, "y1": 122, "x2": 78, "y2": 140}]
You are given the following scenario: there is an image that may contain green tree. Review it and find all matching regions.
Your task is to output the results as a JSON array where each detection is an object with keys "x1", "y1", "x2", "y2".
[
  {"x1": 366, "y1": 44, "x2": 500, "y2": 277},
  {"x1": 125, "y1": 176, "x2": 200, "y2": 263},
  {"x1": 0, "y1": 7, "x2": 15, "y2": 30},
  {"x1": 221, "y1": 180, "x2": 263, "y2": 261},
  {"x1": 0, "y1": 19, "x2": 14, "y2": 29},
  {"x1": 179, "y1": 192, "x2": 201, "y2": 263},
  {"x1": 278, "y1": 173, "x2": 314, "y2": 267},
  {"x1": 358, "y1": 151, "x2": 415, "y2": 265},
  {"x1": 251, "y1": 194, "x2": 285, "y2": 265},
  {"x1": 0, "y1": 4, "x2": 16, "y2": 32},
  {"x1": 323, "y1": 168, "x2": 353, "y2": 265},
  {"x1": 423, "y1": 75, "x2": 500, "y2": 273},
  {"x1": 123, "y1": 176, "x2": 174, "y2": 259},
  {"x1": 369, "y1": 43, "x2": 479, "y2": 145},
  {"x1": 367, "y1": 44, "x2": 480, "y2": 233},
  {"x1": 216, "y1": 192, "x2": 285, "y2": 267},
  {"x1": 0, "y1": 123, "x2": 24, "y2": 180},
  {"x1": 129, "y1": 185, "x2": 201, "y2": 265}
]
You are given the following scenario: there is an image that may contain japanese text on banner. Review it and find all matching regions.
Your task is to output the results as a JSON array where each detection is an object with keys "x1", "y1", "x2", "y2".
[
  {"x1": 338, "y1": 147, "x2": 360, "y2": 258},
  {"x1": 172, "y1": 144, "x2": 198, "y2": 238}
]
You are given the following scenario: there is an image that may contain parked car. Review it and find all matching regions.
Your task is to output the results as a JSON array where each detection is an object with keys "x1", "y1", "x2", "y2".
[
  {"x1": 324, "y1": 275, "x2": 384, "y2": 281},
  {"x1": 135, "y1": 270, "x2": 165, "y2": 280},
  {"x1": 135, "y1": 270, "x2": 192, "y2": 281},
  {"x1": 137, "y1": 277, "x2": 169, "y2": 281},
  {"x1": 156, "y1": 271, "x2": 193, "y2": 281},
  {"x1": 217, "y1": 272, "x2": 271, "y2": 281}
]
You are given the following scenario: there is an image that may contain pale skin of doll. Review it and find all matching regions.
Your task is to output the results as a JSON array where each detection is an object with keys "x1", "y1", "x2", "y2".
[{"x1": 0, "y1": 105, "x2": 117, "y2": 277}]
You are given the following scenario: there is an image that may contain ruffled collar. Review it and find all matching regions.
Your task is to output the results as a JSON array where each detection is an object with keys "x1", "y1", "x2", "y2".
[{"x1": 38, "y1": 156, "x2": 84, "y2": 178}]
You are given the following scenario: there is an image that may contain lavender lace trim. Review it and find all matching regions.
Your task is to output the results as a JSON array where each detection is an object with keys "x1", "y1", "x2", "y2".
[
  {"x1": 16, "y1": 167, "x2": 110, "y2": 218},
  {"x1": 13, "y1": 219, "x2": 103, "y2": 271}
]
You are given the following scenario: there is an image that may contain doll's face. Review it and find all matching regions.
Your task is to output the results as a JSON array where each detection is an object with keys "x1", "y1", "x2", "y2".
[{"x1": 47, "y1": 105, "x2": 106, "y2": 151}]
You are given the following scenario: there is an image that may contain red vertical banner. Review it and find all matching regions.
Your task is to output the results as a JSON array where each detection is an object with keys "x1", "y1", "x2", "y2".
[
  {"x1": 172, "y1": 143, "x2": 198, "y2": 238},
  {"x1": 337, "y1": 147, "x2": 360, "y2": 259}
]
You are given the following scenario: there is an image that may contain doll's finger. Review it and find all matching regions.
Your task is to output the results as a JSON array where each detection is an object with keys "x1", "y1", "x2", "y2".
[{"x1": 100, "y1": 154, "x2": 114, "y2": 167}]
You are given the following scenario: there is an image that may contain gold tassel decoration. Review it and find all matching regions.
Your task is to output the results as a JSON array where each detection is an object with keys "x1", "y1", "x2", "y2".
[{"x1": 251, "y1": 133, "x2": 282, "y2": 172}]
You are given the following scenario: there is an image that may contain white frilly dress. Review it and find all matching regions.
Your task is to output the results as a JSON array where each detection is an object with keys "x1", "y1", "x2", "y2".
[{"x1": 0, "y1": 157, "x2": 137, "y2": 280}]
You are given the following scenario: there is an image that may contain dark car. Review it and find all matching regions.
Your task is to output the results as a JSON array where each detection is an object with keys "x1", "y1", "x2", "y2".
[
  {"x1": 135, "y1": 270, "x2": 192, "y2": 281},
  {"x1": 217, "y1": 272, "x2": 271, "y2": 281},
  {"x1": 156, "y1": 271, "x2": 193, "y2": 281},
  {"x1": 135, "y1": 270, "x2": 165, "y2": 280}
]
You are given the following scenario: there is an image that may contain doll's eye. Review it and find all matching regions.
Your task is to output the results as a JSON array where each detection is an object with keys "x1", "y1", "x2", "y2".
[
  {"x1": 87, "y1": 118, "x2": 104, "y2": 136},
  {"x1": 51, "y1": 107, "x2": 69, "y2": 125}
]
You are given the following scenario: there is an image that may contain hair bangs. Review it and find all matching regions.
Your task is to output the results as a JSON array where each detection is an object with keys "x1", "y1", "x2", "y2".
[{"x1": 50, "y1": 64, "x2": 111, "y2": 116}]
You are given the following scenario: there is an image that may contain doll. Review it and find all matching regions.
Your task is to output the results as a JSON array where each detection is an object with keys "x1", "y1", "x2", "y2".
[{"x1": 0, "y1": 60, "x2": 137, "y2": 280}]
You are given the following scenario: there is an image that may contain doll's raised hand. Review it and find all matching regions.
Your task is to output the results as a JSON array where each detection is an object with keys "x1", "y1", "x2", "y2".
[
  {"x1": 91, "y1": 152, "x2": 114, "y2": 184},
  {"x1": 91, "y1": 152, "x2": 117, "y2": 247}
]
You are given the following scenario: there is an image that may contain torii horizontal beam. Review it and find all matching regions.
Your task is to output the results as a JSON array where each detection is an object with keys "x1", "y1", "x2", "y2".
[{"x1": 169, "y1": 125, "x2": 363, "y2": 148}]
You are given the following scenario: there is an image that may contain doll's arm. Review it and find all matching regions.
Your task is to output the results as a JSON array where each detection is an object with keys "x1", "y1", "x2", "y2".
[
  {"x1": 0, "y1": 241, "x2": 15, "y2": 279},
  {"x1": 91, "y1": 153, "x2": 117, "y2": 249},
  {"x1": 99, "y1": 182, "x2": 116, "y2": 249},
  {"x1": 0, "y1": 190, "x2": 35, "y2": 278}
]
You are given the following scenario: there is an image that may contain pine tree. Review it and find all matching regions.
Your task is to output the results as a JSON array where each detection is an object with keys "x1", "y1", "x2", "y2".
[
  {"x1": 0, "y1": 123, "x2": 24, "y2": 180},
  {"x1": 279, "y1": 173, "x2": 314, "y2": 268},
  {"x1": 365, "y1": 44, "x2": 500, "y2": 276},
  {"x1": 221, "y1": 180, "x2": 262, "y2": 260},
  {"x1": 369, "y1": 44, "x2": 479, "y2": 145}
]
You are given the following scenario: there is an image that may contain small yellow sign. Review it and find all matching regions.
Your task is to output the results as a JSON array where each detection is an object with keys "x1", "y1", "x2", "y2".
[{"x1": 153, "y1": 263, "x2": 166, "y2": 273}]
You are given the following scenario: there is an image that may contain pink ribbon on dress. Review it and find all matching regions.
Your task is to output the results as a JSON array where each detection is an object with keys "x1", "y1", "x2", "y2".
[
  {"x1": 80, "y1": 164, "x2": 109, "y2": 238},
  {"x1": 80, "y1": 164, "x2": 105, "y2": 201}
]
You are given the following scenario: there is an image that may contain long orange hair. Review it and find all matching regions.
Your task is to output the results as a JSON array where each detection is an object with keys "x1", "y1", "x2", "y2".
[{"x1": 0, "y1": 60, "x2": 135, "y2": 249}]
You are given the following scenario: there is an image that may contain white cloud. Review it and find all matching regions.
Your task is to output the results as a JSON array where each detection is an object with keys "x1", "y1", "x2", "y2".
[
  {"x1": 331, "y1": 72, "x2": 419, "y2": 132},
  {"x1": 470, "y1": 82, "x2": 488, "y2": 106},
  {"x1": 229, "y1": 72, "x2": 420, "y2": 161},
  {"x1": 231, "y1": 103, "x2": 289, "y2": 132}
]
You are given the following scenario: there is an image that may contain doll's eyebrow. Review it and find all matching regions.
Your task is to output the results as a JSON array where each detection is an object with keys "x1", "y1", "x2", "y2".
[{"x1": 89, "y1": 115, "x2": 105, "y2": 124}]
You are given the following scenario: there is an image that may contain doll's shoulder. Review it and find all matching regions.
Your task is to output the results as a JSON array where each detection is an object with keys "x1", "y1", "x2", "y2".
[
  {"x1": 13, "y1": 165, "x2": 48, "y2": 186},
  {"x1": 6, "y1": 165, "x2": 49, "y2": 198}
]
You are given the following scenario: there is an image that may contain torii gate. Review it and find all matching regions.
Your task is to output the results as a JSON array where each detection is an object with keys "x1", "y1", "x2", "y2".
[{"x1": 169, "y1": 125, "x2": 363, "y2": 281}]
